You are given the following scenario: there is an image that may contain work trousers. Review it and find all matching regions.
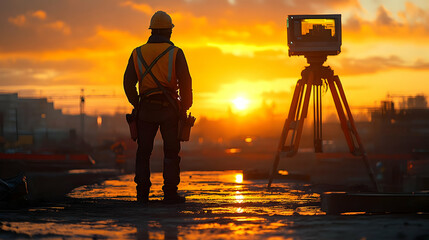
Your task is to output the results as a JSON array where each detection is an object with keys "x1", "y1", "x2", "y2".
[{"x1": 134, "y1": 98, "x2": 181, "y2": 195}]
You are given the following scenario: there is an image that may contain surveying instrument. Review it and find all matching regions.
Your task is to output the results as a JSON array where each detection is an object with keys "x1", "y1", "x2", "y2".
[{"x1": 267, "y1": 14, "x2": 379, "y2": 191}]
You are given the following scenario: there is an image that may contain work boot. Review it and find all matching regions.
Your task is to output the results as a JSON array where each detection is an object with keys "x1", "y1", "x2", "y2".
[
  {"x1": 163, "y1": 193, "x2": 185, "y2": 204},
  {"x1": 136, "y1": 187, "x2": 149, "y2": 204},
  {"x1": 137, "y1": 194, "x2": 149, "y2": 204}
]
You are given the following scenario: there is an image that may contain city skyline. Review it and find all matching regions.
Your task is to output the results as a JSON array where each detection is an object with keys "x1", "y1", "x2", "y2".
[{"x1": 1, "y1": 0, "x2": 428, "y2": 117}]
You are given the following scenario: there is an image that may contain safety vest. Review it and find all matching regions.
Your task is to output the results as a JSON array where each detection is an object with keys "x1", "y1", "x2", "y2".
[{"x1": 132, "y1": 43, "x2": 179, "y2": 97}]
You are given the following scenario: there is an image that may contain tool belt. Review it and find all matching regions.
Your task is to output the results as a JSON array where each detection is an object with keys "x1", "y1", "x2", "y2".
[
  {"x1": 143, "y1": 99, "x2": 170, "y2": 107},
  {"x1": 178, "y1": 112, "x2": 196, "y2": 141},
  {"x1": 142, "y1": 94, "x2": 171, "y2": 107},
  {"x1": 126, "y1": 109, "x2": 138, "y2": 141}
]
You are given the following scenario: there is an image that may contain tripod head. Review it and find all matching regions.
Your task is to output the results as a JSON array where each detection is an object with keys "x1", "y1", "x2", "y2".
[
  {"x1": 301, "y1": 55, "x2": 334, "y2": 86},
  {"x1": 305, "y1": 54, "x2": 327, "y2": 66}
]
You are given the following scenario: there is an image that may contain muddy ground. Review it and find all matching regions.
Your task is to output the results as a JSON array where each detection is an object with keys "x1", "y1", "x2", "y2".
[{"x1": 1, "y1": 171, "x2": 429, "y2": 239}]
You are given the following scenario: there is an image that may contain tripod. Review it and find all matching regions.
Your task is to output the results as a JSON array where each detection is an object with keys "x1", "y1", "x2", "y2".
[{"x1": 267, "y1": 55, "x2": 379, "y2": 192}]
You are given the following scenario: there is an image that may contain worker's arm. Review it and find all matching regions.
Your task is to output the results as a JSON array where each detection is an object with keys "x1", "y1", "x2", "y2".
[
  {"x1": 176, "y1": 48, "x2": 193, "y2": 111},
  {"x1": 123, "y1": 53, "x2": 139, "y2": 108}
]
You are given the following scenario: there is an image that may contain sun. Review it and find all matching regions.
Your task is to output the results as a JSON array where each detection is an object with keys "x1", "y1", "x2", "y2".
[
  {"x1": 232, "y1": 96, "x2": 249, "y2": 111},
  {"x1": 235, "y1": 173, "x2": 243, "y2": 183}
]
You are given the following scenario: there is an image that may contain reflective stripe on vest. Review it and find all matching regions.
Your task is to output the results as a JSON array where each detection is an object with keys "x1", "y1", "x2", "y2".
[
  {"x1": 167, "y1": 48, "x2": 174, "y2": 83},
  {"x1": 132, "y1": 43, "x2": 178, "y2": 97}
]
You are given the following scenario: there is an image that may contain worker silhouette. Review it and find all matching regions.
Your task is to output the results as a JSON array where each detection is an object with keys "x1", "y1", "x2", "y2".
[{"x1": 124, "y1": 11, "x2": 193, "y2": 204}]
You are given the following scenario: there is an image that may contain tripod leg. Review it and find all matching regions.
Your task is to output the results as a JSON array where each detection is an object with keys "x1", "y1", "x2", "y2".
[
  {"x1": 327, "y1": 76, "x2": 356, "y2": 153},
  {"x1": 268, "y1": 79, "x2": 303, "y2": 189},
  {"x1": 313, "y1": 85, "x2": 323, "y2": 152},
  {"x1": 268, "y1": 74, "x2": 313, "y2": 189},
  {"x1": 327, "y1": 75, "x2": 380, "y2": 192},
  {"x1": 291, "y1": 73, "x2": 313, "y2": 155},
  {"x1": 334, "y1": 76, "x2": 365, "y2": 153}
]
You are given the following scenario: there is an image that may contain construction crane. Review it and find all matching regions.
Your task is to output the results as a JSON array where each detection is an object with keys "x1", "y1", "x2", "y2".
[{"x1": 47, "y1": 88, "x2": 123, "y2": 142}]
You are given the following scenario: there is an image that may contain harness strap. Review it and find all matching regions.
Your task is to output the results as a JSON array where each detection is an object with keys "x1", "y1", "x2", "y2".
[
  {"x1": 136, "y1": 45, "x2": 180, "y2": 115},
  {"x1": 136, "y1": 45, "x2": 176, "y2": 88}
]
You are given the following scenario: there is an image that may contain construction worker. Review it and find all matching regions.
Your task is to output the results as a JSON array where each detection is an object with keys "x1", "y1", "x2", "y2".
[{"x1": 123, "y1": 11, "x2": 193, "y2": 204}]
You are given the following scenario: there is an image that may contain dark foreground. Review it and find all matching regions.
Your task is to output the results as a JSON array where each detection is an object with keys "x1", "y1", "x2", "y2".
[{"x1": 1, "y1": 171, "x2": 429, "y2": 239}]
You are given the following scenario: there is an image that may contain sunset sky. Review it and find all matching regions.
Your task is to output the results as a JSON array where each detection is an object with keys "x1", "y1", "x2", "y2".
[{"x1": 1, "y1": 0, "x2": 428, "y2": 118}]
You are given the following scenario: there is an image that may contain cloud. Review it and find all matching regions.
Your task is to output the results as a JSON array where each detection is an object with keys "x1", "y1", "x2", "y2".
[
  {"x1": 184, "y1": 46, "x2": 304, "y2": 93},
  {"x1": 32, "y1": 10, "x2": 47, "y2": 20},
  {"x1": 411, "y1": 58, "x2": 429, "y2": 69},
  {"x1": 0, "y1": 68, "x2": 59, "y2": 86},
  {"x1": 46, "y1": 21, "x2": 71, "y2": 35},
  {"x1": 0, "y1": 26, "x2": 142, "y2": 87},
  {"x1": 206, "y1": 42, "x2": 286, "y2": 57},
  {"x1": 255, "y1": 23, "x2": 275, "y2": 36},
  {"x1": 398, "y1": 2, "x2": 427, "y2": 25},
  {"x1": 8, "y1": 15, "x2": 26, "y2": 26},
  {"x1": 120, "y1": 1, "x2": 153, "y2": 15},
  {"x1": 376, "y1": 6, "x2": 396, "y2": 26},
  {"x1": 9, "y1": 10, "x2": 48, "y2": 26},
  {"x1": 344, "y1": 3, "x2": 429, "y2": 42},
  {"x1": 0, "y1": 0, "x2": 362, "y2": 54},
  {"x1": 344, "y1": 14, "x2": 361, "y2": 31},
  {"x1": 7, "y1": 10, "x2": 71, "y2": 35},
  {"x1": 335, "y1": 55, "x2": 429, "y2": 75}
]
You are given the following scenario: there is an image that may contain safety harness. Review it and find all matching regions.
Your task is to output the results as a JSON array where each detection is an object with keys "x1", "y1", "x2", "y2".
[{"x1": 136, "y1": 45, "x2": 180, "y2": 114}]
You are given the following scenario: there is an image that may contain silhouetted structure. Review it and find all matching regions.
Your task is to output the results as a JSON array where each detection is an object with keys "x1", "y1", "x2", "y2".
[
  {"x1": 0, "y1": 93, "x2": 129, "y2": 153},
  {"x1": 369, "y1": 95, "x2": 429, "y2": 154},
  {"x1": 302, "y1": 24, "x2": 334, "y2": 42}
]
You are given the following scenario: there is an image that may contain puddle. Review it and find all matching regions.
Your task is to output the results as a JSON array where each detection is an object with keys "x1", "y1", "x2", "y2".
[
  {"x1": 68, "y1": 171, "x2": 321, "y2": 216},
  {"x1": 2, "y1": 171, "x2": 428, "y2": 239}
]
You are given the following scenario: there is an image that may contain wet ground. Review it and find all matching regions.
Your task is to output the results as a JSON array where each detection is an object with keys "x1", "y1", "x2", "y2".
[{"x1": 1, "y1": 171, "x2": 429, "y2": 239}]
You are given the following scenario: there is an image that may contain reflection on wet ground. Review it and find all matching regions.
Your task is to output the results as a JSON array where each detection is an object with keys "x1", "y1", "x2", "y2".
[
  {"x1": 1, "y1": 171, "x2": 429, "y2": 239},
  {"x1": 68, "y1": 171, "x2": 321, "y2": 216}
]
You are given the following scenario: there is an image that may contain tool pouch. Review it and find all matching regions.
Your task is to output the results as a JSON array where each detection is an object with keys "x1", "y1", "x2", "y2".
[
  {"x1": 126, "y1": 109, "x2": 138, "y2": 141},
  {"x1": 178, "y1": 112, "x2": 196, "y2": 142}
]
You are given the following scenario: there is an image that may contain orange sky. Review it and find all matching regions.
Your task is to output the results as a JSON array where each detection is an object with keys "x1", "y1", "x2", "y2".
[{"x1": 1, "y1": 0, "x2": 429, "y2": 118}]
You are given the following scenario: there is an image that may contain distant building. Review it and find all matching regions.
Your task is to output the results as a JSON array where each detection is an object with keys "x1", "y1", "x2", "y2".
[
  {"x1": 311, "y1": 94, "x2": 429, "y2": 154},
  {"x1": 0, "y1": 93, "x2": 129, "y2": 152},
  {"x1": 369, "y1": 95, "x2": 429, "y2": 154}
]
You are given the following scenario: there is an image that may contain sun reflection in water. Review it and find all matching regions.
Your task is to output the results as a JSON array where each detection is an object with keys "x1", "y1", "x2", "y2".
[
  {"x1": 62, "y1": 171, "x2": 323, "y2": 239},
  {"x1": 236, "y1": 207, "x2": 244, "y2": 213},
  {"x1": 235, "y1": 191, "x2": 244, "y2": 203}
]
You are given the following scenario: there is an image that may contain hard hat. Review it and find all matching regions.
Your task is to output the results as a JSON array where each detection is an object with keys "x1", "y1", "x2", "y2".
[{"x1": 149, "y1": 11, "x2": 174, "y2": 29}]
